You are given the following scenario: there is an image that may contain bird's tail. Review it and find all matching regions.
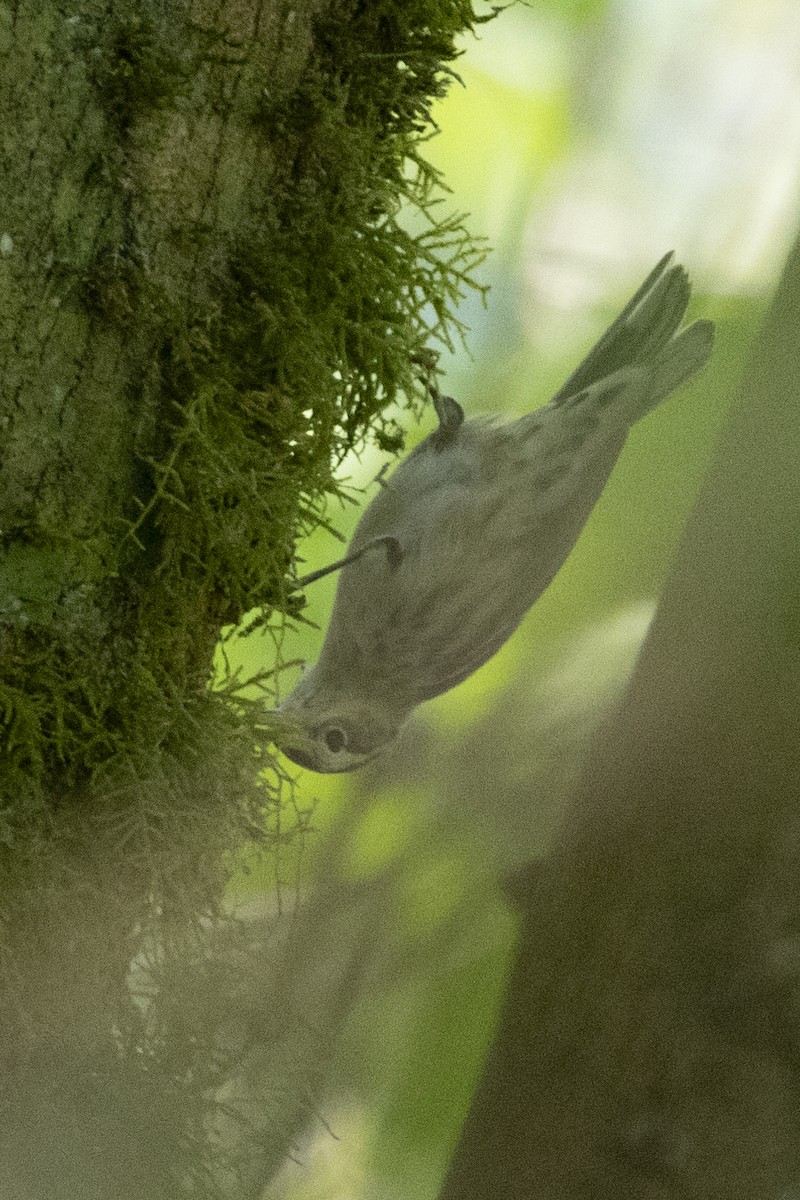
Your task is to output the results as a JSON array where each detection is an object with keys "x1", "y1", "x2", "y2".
[
  {"x1": 644, "y1": 316, "x2": 715, "y2": 414},
  {"x1": 548, "y1": 252, "x2": 714, "y2": 420}
]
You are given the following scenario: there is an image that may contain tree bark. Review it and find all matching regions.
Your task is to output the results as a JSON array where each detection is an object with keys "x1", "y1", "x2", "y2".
[{"x1": 0, "y1": 1, "x2": 487, "y2": 1195}]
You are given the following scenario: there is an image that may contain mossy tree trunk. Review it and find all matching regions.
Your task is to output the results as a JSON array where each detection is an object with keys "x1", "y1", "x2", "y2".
[
  {"x1": 0, "y1": 1, "x2": 487, "y2": 1196},
  {"x1": 440, "y1": 236, "x2": 800, "y2": 1198}
]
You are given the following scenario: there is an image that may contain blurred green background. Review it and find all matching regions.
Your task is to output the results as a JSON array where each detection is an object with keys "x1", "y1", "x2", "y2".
[{"x1": 216, "y1": 1, "x2": 800, "y2": 1195}]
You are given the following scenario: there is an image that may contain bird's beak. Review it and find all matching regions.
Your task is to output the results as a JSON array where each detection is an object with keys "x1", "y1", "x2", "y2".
[
  {"x1": 261, "y1": 709, "x2": 316, "y2": 762},
  {"x1": 281, "y1": 744, "x2": 319, "y2": 771}
]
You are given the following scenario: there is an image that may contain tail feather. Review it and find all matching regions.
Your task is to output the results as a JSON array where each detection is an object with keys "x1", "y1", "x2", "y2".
[
  {"x1": 549, "y1": 253, "x2": 711, "y2": 411},
  {"x1": 626, "y1": 267, "x2": 690, "y2": 362},
  {"x1": 644, "y1": 317, "x2": 715, "y2": 415}
]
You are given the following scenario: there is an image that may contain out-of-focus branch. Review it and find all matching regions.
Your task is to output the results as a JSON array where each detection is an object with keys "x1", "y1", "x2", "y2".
[{"x1": 440, "y1": 234, "x2": 800, "y2": 1198}]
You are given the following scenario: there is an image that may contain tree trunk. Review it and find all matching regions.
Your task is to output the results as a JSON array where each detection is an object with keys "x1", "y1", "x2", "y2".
[
  {"x1": 0, "y1": 1, "x2": 486, "y2": 1195},
  {"x1": 440, "y1": 234, "x2": 800, "y2": 1198}
]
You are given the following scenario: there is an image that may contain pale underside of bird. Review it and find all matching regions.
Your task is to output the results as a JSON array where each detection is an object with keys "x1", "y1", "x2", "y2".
[{"x1": 272, "y1": 253, "x2": 714, "y2": 773}]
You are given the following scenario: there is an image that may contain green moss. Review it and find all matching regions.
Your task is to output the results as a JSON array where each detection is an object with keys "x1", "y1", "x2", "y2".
[
  {"x1": 87, "y1": 10, "x2": 189, "y2": 132},
  {"x1": 0, "y1": 0, "x2": 494, "y2": 850},
  {"x1": 0, "y1": 0, "x2": 495, "y2": 1183},
  {"x1": 0, "y1": 4, "x2": 12, "y2": 56},
  {"x1": 0, "y1": 0, "x2": 494, "y2": 889}
]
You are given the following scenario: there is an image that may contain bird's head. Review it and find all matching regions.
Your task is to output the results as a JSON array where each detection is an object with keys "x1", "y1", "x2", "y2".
[{"x1": 270, "y1": 670, "x2": 403, "y2": 774}]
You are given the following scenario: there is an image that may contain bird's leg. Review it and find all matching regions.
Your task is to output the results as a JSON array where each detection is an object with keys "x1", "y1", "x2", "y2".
[
  {"x1": 293, "y1": 534, "x2": 402, "y2": 589},
  {"x1": 411, "y1": 350, "x2": 464, "y2": 450},
  {"x1": 430, "y1": 388, "x2": 464, "y2": 450}
]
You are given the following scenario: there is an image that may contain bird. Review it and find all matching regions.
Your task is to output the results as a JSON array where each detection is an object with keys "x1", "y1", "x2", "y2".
[{"x1": 272, "y1": 252, "x2": 714, "y2": 773}]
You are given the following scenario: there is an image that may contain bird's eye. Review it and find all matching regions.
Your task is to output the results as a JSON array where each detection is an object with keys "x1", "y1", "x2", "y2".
[{"x1": 323, "y1": 727, "x2": 347, "y2": 754}]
